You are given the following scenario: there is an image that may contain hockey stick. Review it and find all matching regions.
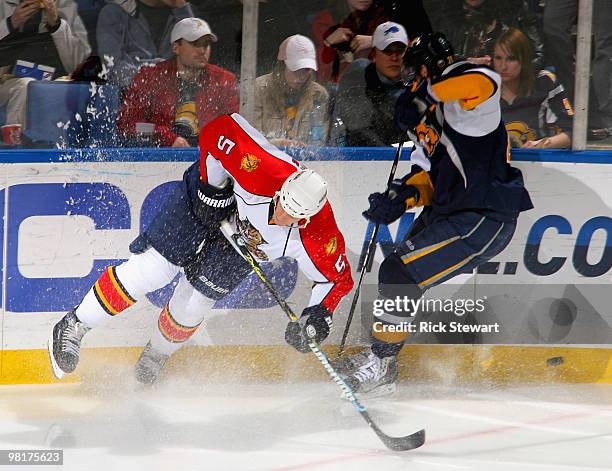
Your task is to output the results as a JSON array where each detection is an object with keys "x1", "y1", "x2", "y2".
[
  {"x1": 220, "y1": 220, "x2": 425, "y2": 452},
  {"x1": 336, "y1": 141, "x2": 410, "y2": 358}
]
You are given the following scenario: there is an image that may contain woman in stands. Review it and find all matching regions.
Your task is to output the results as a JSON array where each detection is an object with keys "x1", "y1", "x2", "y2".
[{"x1": 493, "y1": 27, "x2": 573, "y2": 149}]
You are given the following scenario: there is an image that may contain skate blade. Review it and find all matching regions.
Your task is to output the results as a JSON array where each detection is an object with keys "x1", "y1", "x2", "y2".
[
  {"x1": 47, "y1": 334, "x2": 65, "y2": 380},
  {"x1": 134, "y1": 370, "x2": 159, "y2": 387},
  {"x1": 341, "y1": 382, "x2": 397, "y2": 401}
]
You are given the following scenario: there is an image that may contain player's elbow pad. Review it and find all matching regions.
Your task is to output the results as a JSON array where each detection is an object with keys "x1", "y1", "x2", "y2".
[{"x1": 193, "y1": 179, "x2": 236, "y2": 224}]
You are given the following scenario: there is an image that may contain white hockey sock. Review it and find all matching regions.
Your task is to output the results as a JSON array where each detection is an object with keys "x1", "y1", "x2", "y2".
[{"x1": 75, "y1": 248, "x2": 180, "y2": 328}]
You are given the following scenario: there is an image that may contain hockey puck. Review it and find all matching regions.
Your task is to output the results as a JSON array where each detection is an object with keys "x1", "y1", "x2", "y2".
[{"x1": 546, "y1": 356, "x2": 564, "y2": 366}]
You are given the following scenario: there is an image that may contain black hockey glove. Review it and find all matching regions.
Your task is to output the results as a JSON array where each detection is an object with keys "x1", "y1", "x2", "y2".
[
  {"x1": 394, "y1": 77, "x2": 430, "y2": 133},
  {"x1": 285, "y1": 304, "x2": 333, "y2": 353},
  {"x1": 193, "y1": 179, "x2": 236, "y2": 225},
  {"x1": 363, "y1": 179, "x2": 420, "y2": 225}
]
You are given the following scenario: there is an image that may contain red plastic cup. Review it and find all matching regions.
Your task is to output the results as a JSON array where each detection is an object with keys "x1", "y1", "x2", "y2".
[{"x1": 2, "y1": 124, "x2": 22, "y2": 145}]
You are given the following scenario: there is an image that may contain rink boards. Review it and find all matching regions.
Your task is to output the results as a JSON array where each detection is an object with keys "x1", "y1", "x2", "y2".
[{"x1": 0, "y1": 147, "x2": 610, "y2": 383}]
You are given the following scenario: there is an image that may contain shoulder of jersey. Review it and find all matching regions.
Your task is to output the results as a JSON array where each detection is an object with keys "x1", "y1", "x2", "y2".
[
  {"x1": 216, "y1": 113, "x2": 301, "y2": 197},
  {"x1": 436, "y1": 60, "x2": 501, "y2": 99},
  {"x1": 432, "y1": 60, "x2": 502, "y2": 135},
  {"x1": 300, "y1": 202, "x2": 338, "y2": 240},
  {"x1": 442, "y1": 61, "x2": 499, "y2": 81}
]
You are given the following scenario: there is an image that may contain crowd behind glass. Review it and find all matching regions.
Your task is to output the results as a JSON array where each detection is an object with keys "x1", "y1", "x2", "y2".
[{"x1": 1, "y1": 0, "x2": 608, "y2": 150}]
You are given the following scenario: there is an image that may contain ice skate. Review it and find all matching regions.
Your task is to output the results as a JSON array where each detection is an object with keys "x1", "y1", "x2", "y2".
[
  {"x1": 331, "y1": 349, "x2": 372, "y2": 375},
  {"x1": 135, "y1": 342, "x2": 169, "y2": 385},
  {"x1": 342, "y1": 349, "x2": 398, "y2": 398},
  {"x1": 48, "y1": 310, "x2": 91, "y2": 379}
]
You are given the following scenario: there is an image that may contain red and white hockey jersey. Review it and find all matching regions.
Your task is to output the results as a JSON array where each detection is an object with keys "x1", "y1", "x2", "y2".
[{"x1": 198, "y1": 113, "x2": 354, "y2": 313}]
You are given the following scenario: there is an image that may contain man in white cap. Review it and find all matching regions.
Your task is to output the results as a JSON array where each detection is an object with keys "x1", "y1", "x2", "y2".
[
  {"x1": 117, "y1": 17, "x2": 239, "y2": 147},
  {"x1": 253, "y1": 34, "x2": 330, "y2": 147},
  {"x1": 330, "y1": 21, "x2": 409, "y2": 146}
]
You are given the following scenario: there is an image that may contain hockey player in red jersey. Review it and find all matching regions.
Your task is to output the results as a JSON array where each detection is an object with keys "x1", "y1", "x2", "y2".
[
  {"x1": 48, "y1": 113, "x2": 353, "y2": 383},
  {"x1": 336, "y1": 33, "x2": 533, "y2": 395}
]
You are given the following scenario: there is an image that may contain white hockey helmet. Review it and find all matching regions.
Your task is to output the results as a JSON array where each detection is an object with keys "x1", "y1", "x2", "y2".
[{"x1": 277, "y1": 169, "x2": 328, "y2": 221}]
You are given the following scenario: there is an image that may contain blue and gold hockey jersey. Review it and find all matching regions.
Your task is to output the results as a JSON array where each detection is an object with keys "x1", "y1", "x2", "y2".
[{"x1": 396, "y1": 61, "x2": 533, "y2": 221}]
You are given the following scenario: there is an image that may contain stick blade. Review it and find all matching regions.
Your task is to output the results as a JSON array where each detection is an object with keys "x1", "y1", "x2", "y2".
[
  {"x1": 361, "y1": 410, "x2": 425, "y2": 451},
  {"x1": 378, "y1": 428, "x2": 425, "y2": 452}
]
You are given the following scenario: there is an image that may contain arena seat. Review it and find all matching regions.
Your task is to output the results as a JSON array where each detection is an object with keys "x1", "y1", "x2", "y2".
[
  {"x1": 24, "y1": 81, "x2": 91, "y2": 146},
  {"x1": 67, "y1": 84, "x2": 121, "y2": 147}
]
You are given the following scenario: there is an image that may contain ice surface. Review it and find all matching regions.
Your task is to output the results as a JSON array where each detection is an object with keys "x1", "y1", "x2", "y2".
[{"x1": 0, "y1": 378, "x2": 610, "y2": 471}]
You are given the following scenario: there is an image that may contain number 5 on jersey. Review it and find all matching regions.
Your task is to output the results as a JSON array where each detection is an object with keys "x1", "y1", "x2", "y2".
[
  {"x1": 217, "y1": 136, "x2": 236, "y2": 155},
  {"x1": 335, "y1": 255, "x2": 346, "y2": 273}
]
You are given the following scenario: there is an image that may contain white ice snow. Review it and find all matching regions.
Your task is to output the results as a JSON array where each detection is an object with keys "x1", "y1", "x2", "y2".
[{"x1": 0, "y1": 377, "x2": 609, "y2": 471}]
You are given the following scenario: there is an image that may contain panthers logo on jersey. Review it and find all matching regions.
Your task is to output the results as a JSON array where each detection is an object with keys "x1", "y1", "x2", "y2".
[
  {"x1": 236, "y1": 216, "x2": 269, "y2": 261},
  {"x1": 324, "y1": 236, "x2": 338, "y2": 255},
  {"x1": 240, "y1": 153, "x2": 260, "y2": 172}
]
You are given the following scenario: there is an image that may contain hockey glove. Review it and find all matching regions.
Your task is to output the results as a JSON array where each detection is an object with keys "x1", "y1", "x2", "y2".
[
  {"x1": 363, "y1": 179, "x2": 420, "y2": 225},
  {"x1": 394, "y1": 77, "x2": 430, "y2": 133},
  {"x1": 285, "y1": 304, "x2": 333, "y2": 353},
  {"x1": 193, "y1": 179, "x2": 236, "y2": 225}
]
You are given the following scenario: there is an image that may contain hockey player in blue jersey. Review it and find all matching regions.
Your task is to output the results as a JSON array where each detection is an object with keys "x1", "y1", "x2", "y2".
[{"x1": 337, "y1": 33, "x2": 533, "y2": 395}]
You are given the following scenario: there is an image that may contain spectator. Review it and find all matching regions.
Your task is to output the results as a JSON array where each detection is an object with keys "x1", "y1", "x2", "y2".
[
  {"x1": 0, "y1": 0, "x2": 91, "y2": 129},
  {"x1": 0, "y1": 75, "x2": 30, "y2": 132},
  {"x1": 330, "y1": 21, "x2": 407, "y2": 146},
  {"x1": 311, "y1": 0, "x2": 352, "y2": 85},
  {"x1": 493, "y1": 28, "x2": 572, "y2": 149},
  {"x1": 440, "y1": 0, "x2": 543, "y2": 68},
  {"x1": 253, "y1": 35, "x2": 330, "y2": 148},
  {"x1": 320, "y1": 0, "x2": 387, "y2": 84},
  {"x1": 116, "y1": 17, "x2": 238, "y2": 147},
  {"x1": 74, "y1": 0, "x2": 105, "y2": 53},
  {"x1": 235, "y1": 0, "x2": 322, "y2": 76},
  {"x1": 96, "y1": 0, "x2": 194, "y2": 88},
  {"x1": 543, "y1": 0, "x2": 612, "y2": 135}
]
